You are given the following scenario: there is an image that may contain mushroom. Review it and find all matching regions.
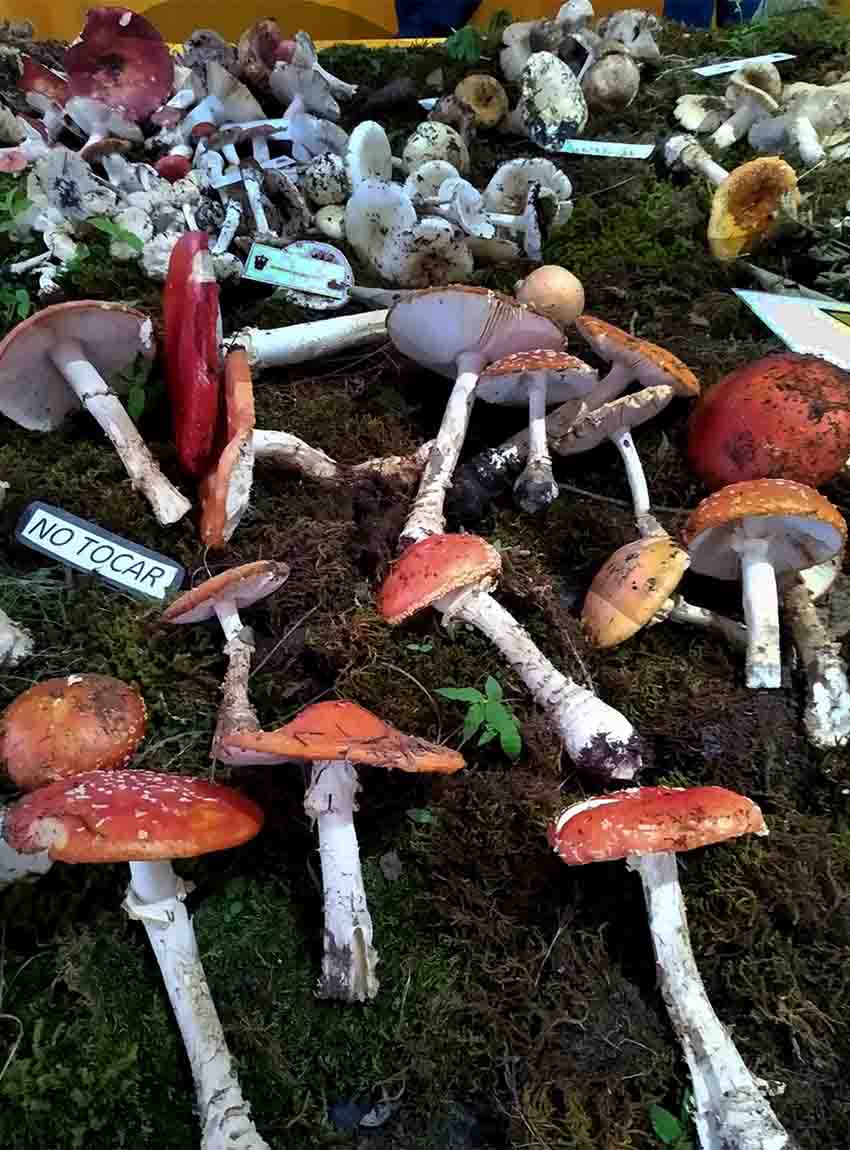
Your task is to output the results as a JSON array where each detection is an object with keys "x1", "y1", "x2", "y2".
[
  {"x1": 683, "y1": 479, "x2": 847, "y2": 689},
  {"x1": 3, "y1": 769, "x2": 270, "y2": 1150},
  {"x1": 0, "y1": 673, "x2": 145, "y2": 889},
  {"x1": 231, "y1": 308, "x2": 389, "y2": 370},
  {"x1": 269, "y1": 30, "x2": 354, "y2": 121},
  {"x1": 160, "y1": 560, "x2": 290, "y2": 754},
  {"x1": 483, "y1": 158, "x2": 573, "y2": 229},
  {"x1": 576, "y1": 314, "x2": 700, "y2": 411},
  {"x1": 0, "y1": 302, "x2": 191, "y2": 526},
  {"x1": 749, "y1": 84, "x2": 850, "y2": 166},
  {"x1": 477, "y1": 350, "x2": 598, "y2": 513},
  {"x1": 596, "y1": 9, "x2": 660, "y2": 62},
  {"x1": 402, "y1": 121, "x2": 469, "y2": 175},
  {"x1": 687, "y1": 353, "x2": 850, "y2": 490},
  {"x1": 514, "y1": 265, "x2": 585, "y2": 329},
  {"x1": 344, "y1": 119, "x2": 392, "y2": 190},
  {"x1": 424, "y1": 176, "x2": 555, "y2": 259},
  {"x1": 548, "y1": 786, "x2": 793, "y2": 1150},
  {"x1": 236, "y1": 17, "x2": 294, "y2": 93},
  {"x1": 218, "y1": 700, "x2": 464, "y2": 1002},
  {"x1": 387, "y1": 287, "x2": 563, "y2": 547},
  {"x1": 303, "y1": 153, "x2": 347, "y2": 206},
  {"x1": 556, "y1": 0, "x2": 596, "y2": 31},
  {"x1": 428, "y1": 95, "x2": 477, "y2": 145},
  {"x1": 582, "y1": 43, "x2": 640, "y2": 113},
  {"x1": 674, "y1": 93, "x2": 731, "y2": 136},
  {"x1": 519, "y1": 52, "x2": 588, "y2": 148},
  {"x1": 454, "y1": 74, "x2": 509, "y2": 128},
  {"x1": 550, "y1": 386, "x2": 677, "y2": 538},
  {"x1": 403, "y1": 159, "x2": 460, "y2": 206},
  {"x1": 711, "y1": 63, "x2": 782, "y2": 150},
  {"x1": 18, "y1": 55, "x2": 69, "y2": 141},
  {"x1": 198, "y1": 347, "x2": 255, "y2": 551},
  {"x1": 500, "y1": 21, "x2": 537, "y2": 82},
  {"x1": 379, "y1": 534, "x2": 643, "y2": 781}
]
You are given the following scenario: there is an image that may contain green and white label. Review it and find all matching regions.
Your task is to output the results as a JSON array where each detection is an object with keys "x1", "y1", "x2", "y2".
[
  {"x1": 243, "y1": 242, "x2": 349, "y2": 299},
  {"x1": 551, "y1": 139, "x2": 655, "y2": 159},
  {"x1": 16, "y1": 502, "x2": 184, "y2": 600}
]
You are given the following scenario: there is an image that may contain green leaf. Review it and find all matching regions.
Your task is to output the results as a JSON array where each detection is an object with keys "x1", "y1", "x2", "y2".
[
  {"x1": 444, "y1": 24, "x2": 484, "y2": 62},
  {"x1": 484, "y1": 675, "x2": 502, "y2": 701},
  {"x1": 406, "y1": 807, "x2": 434, "y2": 825},
  {"x1": 115, "y1": 227, "x2": 144, "y2": 253},
  {"x1": 90, "y1": 217, "x2": 117, "y2": 237},
  {"x1": 461, "y1": 701, "x2": 486, "y2": 744},
  {"x1": 649, "y1": 1104, "x2": 683, "y2": 1145},
  {"x1": 679, "y1": 1089, "x2": 692, "y2": 1126},
  {"x1": 483, "y1": 700, "x2": 511, "y2": 728},
  {"x1": 477, "y1": 724, "x2": 498, "y2": 746},
  {"x1": 14, "y1": 288, "x2": 30, "y2": 318},
  {"x1": 498, "y1": 723, "x2": 522, "y2": 760},
  {"x1": 405, "y1": 641, "x2": 433, "y2": 653},
  {"x1": 126, "y1": 384, "x2": 146, "y2": 423},
  {"x1": 436, "y1": 687, "x2": 486, "y2": 704}
]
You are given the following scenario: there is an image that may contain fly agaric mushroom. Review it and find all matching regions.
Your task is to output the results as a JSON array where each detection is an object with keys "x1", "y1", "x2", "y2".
[
  {"x1": 576, "y1": 314, "x2": 700, "y2": 409},
  {"x1": 549, "y1": 786, "x2": 794, "y2": 1150},
  {"x1": 198, "y1": 346, "x2": 255, "y2": 550},
  {"x1": 0, "y1": 301, "x2": 191, "y2": 526},
  {"x1": 514, "y1": 265, "x2": 585, "y2": 329},
  {"x1": 687, "y1": 353, "x2": 850, "y2": 490},
  {"x1": 454, "y1": 74, "x2": 509, "y2": 128},
  {"x1": 683, "y1": 479, "x2": 847, "y2": 690},
  {"x1": 219, "y1": 700, "x2": 463, "y2": 1002},
  {"x1": 65, "y1": 7, "x2": 174, "y2": 124},
  {"x1": 3, "y1": 769, "x2": 269, "y2": 1150},
  {"x1": 477, "y1": 350, "x2": 598, "y2": 513},
  {"x1": 519, "y1": 52, "x2": 588, "y2": 148},
  {"x1": 387, "y1": 287, "x2": 563, "y2": 548},
  {"x1": 379, "y1": 534, "x2": 643, "y2": 782},
  {"x1": 161, "y1": 560, "x2": 290, "y2": 755},
  {"x1": 0, "y1": 673, "x2": 146, "y2": 889}
]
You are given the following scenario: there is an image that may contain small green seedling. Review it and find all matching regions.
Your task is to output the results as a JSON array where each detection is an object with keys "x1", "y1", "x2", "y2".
[
  {"x1": 405, "y1": 641, "x2": 433, "y2": 654},
  {"x1": 445, "y1": 9, "x2": 512, "y2": 62},
  {"x1": 89, "y1": 216, "x2": 144, "y2": 253},
  {"x1": 649, "y1": 1089, "x2": 694, "y2": 1150},
  {"x1": 0, "y1": 284, "x2": 30, "y2": 327},
  {"x1": 436, "y1": 676, "x2": 522, "y2": 760},
  {"x1": 117, "y1": 355, "x2": 155, "y2": 422},
  {"x1": 0, "y1": 183, "x2": 31, "y2": 234}
]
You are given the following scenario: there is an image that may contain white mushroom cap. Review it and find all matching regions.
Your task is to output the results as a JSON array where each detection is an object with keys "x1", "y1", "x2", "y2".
[
  {"x1": 0, "y1": 302, "x2": 154, "y2": 432},
  {"x1": 206, "y1": 60, "x2": 264, "y2": 122},
  {"x1": 287, "y1": 108, "x2": 348, "y2": 162},
  {"x1": 65, "y1": 97, "x2": 143, "y2": 148},
  {"x1": 315, "y1": 204, "x2": 346, "y2": 240},
  {"x1": 344, "y1": 120, "x2": 392, "y2": 190},
  {"x1": 270, "y1": 59, "x2": 339, "y2": 121},
  {"x1": 344, "y1": 179, "x2": 417, "y2": 280},
  {"x1": 437, "y1": 177, "x2": 494, "y2": 238},
  {"x1": 302, "y1": 154, "x2": 348, "y2": 206},
  {"x1": 467, "y1": 235, "x2": 522, "y2": 264},
  {"x1": 556, "y1": 0, "x2": 595, "y2": 31},
  {"x1": 483, "y1": 157, "x2": 572, "y2": 226},
  {"x1": 551, "y1": 385, "x2": 675, "y2": 456},
  {"x1": 520, "y1": 54, "x2": 588, "y2": 148},
  {"x1": 582, "y1": 45, "x2": 641, "y2": 113},
  {"x1": 392, "y1": 217, "x2": 473, "y2": 288},
  {"x1": 403, "y1": 160, "x2": 460, "y2": 204},
  {"x1": 597, "y1": 9, "x2": 660, "y2": 62},
  {"x1": 732, "y1": 61, "x2": 783, "y2": 102},
  {"x1": 675, "y1": 93, "x2": 730, "y2": 134},
  {"x1": 500, "y1": 21, "x2": 537, "y2": 84},
  {"x1": 402, "y1": 122, "x2": 469, "y2": 175}
]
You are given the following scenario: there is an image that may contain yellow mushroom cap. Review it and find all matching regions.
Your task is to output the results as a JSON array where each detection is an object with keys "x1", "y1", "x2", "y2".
[
  {"x1": 582, "y1": 536, "x2": 690, "y2": 648},
  {"x1": 707, "y1": 157, "x2": 799, "y2": 262}
]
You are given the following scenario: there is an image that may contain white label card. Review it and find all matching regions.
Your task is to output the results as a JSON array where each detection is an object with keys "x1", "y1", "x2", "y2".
[
  {"x1": 16, "y1": 502, "x2": 185, "y2": 601},
  {"x1": 692, "y1": 52, "x2": 795, "y2": 77},
  {"x1": 244, "y1": 243, "x2": 349, "y2": 299},
  {"x1": 551, "y1": 139, "x2": 655, "y2": 159},
  {"x1": 734, "y1": 290, "x2": 850, "y2": 371}
]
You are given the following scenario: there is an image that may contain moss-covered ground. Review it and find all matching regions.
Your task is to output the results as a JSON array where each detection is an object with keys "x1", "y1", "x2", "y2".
[{"x1": 1, "y1": 10, "x2": 850, "y2": 1150}]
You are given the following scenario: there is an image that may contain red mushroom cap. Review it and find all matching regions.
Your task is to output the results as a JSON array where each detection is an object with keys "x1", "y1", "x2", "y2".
[
  {"x1": 163, "y1": 231, "x2": 222, "y2": 478},
  {"x1": 66, "y1": 7, "x2": 174, "y2": 122},
  {"x1": 19, "y1": 55, "x2": 68, "y2": 106},
  {"x1": 161, "y1": 560, "x2": 290, "y2": 625},
  {"x1": 155, "y1": 154, "x2": 192, "y2": 183},
  {"x1": 548, "y1": 785, "x2": 767, "y2": 865},
  {"x1": 0, "y1": 675, "x2": 146, "y2": 790},
  {"x1": 378, "y1": 534, "x2": 502, "y2": 625},
  {"x1": 237, "y1": 19, "x2": 293, "y2": 90},
  {"x1": 687, "y1": 353, "x2": 850, "y2": 489},
  {"x1": 3, "y1": 769, "x2": 263, "y2": 863}
]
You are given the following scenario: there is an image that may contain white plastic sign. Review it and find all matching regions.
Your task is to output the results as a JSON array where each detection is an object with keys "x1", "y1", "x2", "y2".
[
  {"x1": 550, "y1": 140, "x2": 655, "y2": 159},
  {"x1": 243, "y1": 243, "x2": 349, "y2": 300},
  {"x1": 692, "y1": 52, "x2": 795, "y2": 77},
  {"x1": 15, "y1": 502, "x2": 184, "y2": 600},
  {"x1": 734, "y1": 290, "x2": 850, "y2": 371}
]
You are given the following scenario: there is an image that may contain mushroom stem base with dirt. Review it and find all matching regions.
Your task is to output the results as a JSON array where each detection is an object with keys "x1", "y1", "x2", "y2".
[
  {"x1": 0, "y1": 607, "x2": 33, "y2": 667},
  {"x1": 0, "y1": 809, "x2": 52, "y2": 889},
  {"x1": 514, "y1": 376, "x2": 558, "y2": 513},
  {"x1": 234, "y1": 310, "x2": 388, "y2": 369},
  {"x1": 49, "y1": 339, "x2": 191, "y2": 526},
  {"x1": 124, "y1": 860, "x2": 271, "y2": 1150},
  {"x1": 304, "y1": 760, "x2": 379, "y2": 1002},
  {"x1": 628, "y1": 850, "x2": 794, "y2": 1150},
  {"x1": 783, "y1": 580, "x2": 850, "y2": 749},
  {"x1": 435, "y1": 585, "x2": 642, "y2": 781},
  {"x1": 212, "y1": 627, "x2": 260, "y2": 757},
  {"x1": 733, "y1": 532, "x2": 781, "y2": 689},
  {"x1": 253, "y1": 430, "x2": 430, "y2": 486}
]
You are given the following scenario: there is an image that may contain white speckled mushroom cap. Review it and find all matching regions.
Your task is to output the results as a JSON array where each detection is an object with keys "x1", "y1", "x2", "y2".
[
  {"x1": 477, "y1": 349, "x2": 598, "y2": 405},
  {"x1": 519, "y1": 52, "x2": 588, "y2": 150},
  {"x1": 402, "y1": 121, "x2": 469, "y2": 174},
  {"x1": 344, "y1": 120, "x2": 392, "y2": 190}
]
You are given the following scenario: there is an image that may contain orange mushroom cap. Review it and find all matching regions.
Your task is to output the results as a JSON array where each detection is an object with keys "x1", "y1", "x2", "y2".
[
  {"x1": 378, "y1": 534, "x2": 502, "y2": 625},
  {"x1": 707, "y1": 157, "x2": 799, "y2": 263},
  {"x1": 548, "y1": 785, "x2": 767, "y2": 865},
  {"x1": 582, "y1": 537, "x2": 690, "y2": 649},
  {"x1": 3, "y1": 769, "x2": 264, "y2": 863},
  {"x1": 161, "y1": 560, "x2": 289, "y2": 625},
  {"x1": 198, "y1": 348, "x2": 256, "y2": 551},
  {"x1": 575, "y1": 314, "x2": 700, "y2": 396},
  {"x1": 0, "y1": 675, "x2": 146, "y2": 790}
]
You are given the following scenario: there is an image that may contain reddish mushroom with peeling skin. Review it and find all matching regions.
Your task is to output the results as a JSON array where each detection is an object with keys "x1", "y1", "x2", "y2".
[
  {"x1": 220, "y1": 700, "x2": 463, "y2": 1002},
  {"x1": 0, "y1": 301, "x2": 191, "y2": 526},
  {"x1": 378, "y1": 533, "x2": 643, "y2": 782},
  {"x1": 237, "y1": 18, "x2": 296, "y2": 92},
  {"x1": 687, "y1": 353, "x2": 850, "y2": 490},
  {"x1": 549, "y1": 786, "x2": 793, "y2": 1150},
  {"x1": 199, "y1": 347, "x2": 255, "y2": 551},
  {"x1": 3, "y1": 769, "x2": 270, "y2": 1150},
  {"x1": 576, "y1": 314, "x2": 700, "y2": 409}
]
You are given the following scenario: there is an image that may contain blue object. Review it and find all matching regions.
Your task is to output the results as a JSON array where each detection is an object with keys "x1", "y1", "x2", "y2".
[
  {"x1": 716, "y1": 0, "x2": 762, "y2": 24},
  {"x1": 394, "y1": 0, "x2": 481, "y2": 36},
  {"x1": 663, "y1": 0, "x2": 716, "y2": 24}
]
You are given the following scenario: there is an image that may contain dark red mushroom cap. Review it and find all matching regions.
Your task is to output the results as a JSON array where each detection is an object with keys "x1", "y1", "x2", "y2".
[
  {"x1": 3, "y1": 769, "x2": 263, "y2": 863},
  {"x1": 155, "y1": 154, "x2": 192, "y2": 182},
  {"x1": 66, "y1": 7, "x2": 174, "y2": 122},
  {"x1": 687, "y1": 353, "x2": 850, "y2": 489},
  {"x1": 0, "y1": 675, "x2": 146, "y2": 790},
  {"x1": 19, "y1": 56, "x2": 68, "y2": 106},
  {"x1": 548, "y1": 785, "x2": 767, "y2": 864}
]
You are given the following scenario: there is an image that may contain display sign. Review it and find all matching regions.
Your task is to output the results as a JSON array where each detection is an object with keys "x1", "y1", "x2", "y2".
[
  {"x1": 734, "y1": 290, "x2": 850, "y2": 371},
  {"x1": 692, "y1": 52, "x2": 795, "y2": 77}
]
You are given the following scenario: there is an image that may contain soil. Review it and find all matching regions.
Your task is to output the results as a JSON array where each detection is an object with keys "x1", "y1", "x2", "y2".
[{"x1": 0, "y1": 11, "x2": 849, "y2": 1150}]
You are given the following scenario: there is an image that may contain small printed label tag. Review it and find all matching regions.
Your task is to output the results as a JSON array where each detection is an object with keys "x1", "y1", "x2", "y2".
[
  {"x1": 692, "y1": 52, "x2": 795, "y2": 78},
  {"x1": 243, "y1": 243, "x2": 349, "y2": 299},
  {"x1": 15, "y1": 502, "x2": 184, "y2": 601},
  {"x1": 734, "y1": 290, "x2": 850, "y2": 371},
  {"x1": 551, "y1": 139, "x2": 655, "y2": 159}
]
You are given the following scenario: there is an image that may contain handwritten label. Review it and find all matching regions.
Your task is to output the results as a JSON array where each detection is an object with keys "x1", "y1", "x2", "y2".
[
  {"x1": 734, "y1": 290, "x2": 850, "y2": 371},
  {"x1": 692, "y1": 52, "x2": 795, "y2": 78},
  {"x1": 551, "y1": 139, "x2": 655, "y2": 159},
  {"x1": 244, "y1": 242, "x2": 350, "y2": 299},
  {"x1": 16, "y1": 503, "x2": 184, "y2": 601}
]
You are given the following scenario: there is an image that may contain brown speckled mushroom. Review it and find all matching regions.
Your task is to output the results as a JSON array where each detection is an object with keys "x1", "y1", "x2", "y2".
[
  {"x1": 161, "y1": 561, "x2": 290, "y2": 755},
  {"x1": 3, "y1": 769, "x2": 269, "y2": 1150},
  {"x1": 0, "y1": 302, "x2": 191, "y2": 526},
  {"x1": 220, "y1": 700, "x2": 463, "y2": 1002},
  {"x1": 378, "y1": 534, "x2": 643, "y2": 782},
  {"x1": 683, "y1": 480, "x2": 847, "y2": 689}
]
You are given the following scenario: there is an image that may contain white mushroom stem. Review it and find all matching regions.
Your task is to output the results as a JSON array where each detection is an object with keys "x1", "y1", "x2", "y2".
[
  {"x1": 787, "y1": 116, "x2": 823, "y2": 166},
  {"x1": 6, "y1": 251, "x2": 51, "y2": 275},
  {"x1": 627, "y1": 850, "x2": 794, "y2": 1150},
  {"x1": 303, "y1": 760, "x2": 379, "y2": 1002},
  {"x1": 0, "y1": 607, "x2": 33, "y2": 667},
  {"x1": 212, "y1": 627, "x2": 260, "y2": 755},
  {"x1": 678, "y1": 139, "x2": 729, "y2": 186},
  {"x1": 606, "y1": 428, "x2": 664, "y2": 539},
  {"x1": 124, "y1": 861, "x2": 271, "y2": 1150},
  {"x1": 240, "y1": 167, "x2": 273, "y2": 236},
  {"x1": 0, "y1": 808, "x2": 53, "y2": 889},
  {"x1": 234, "y1": 310, "x2": 387, "y2": 368},
  {"x1": 665, "y1": 597, "x2": 749, "y2": 650},
  {"x1": 212, "y1": 199, "x2": 243, "y2": 255},
  {"x1": 435, "y1": 584, "x2": 642, "y2": 781},
  {"x1": 253, "y1": 429, "x2": 430, "y2": 486},
  {"x1": 514, "y1": 375, "x2": 559, "y2": 513},
  {"x1": 713, "y1": 104, "x2": 765, "y2": 150},
  {"x1": 48, "y1": 339, "x2": 191, "y2": 527},
  {"x1": 783, "y1": 581, "x2": 850, "y2": 749},
  {"x1": 731, "y1": 531, "x2": 781, "y2": 689},
  {"x1": 400, "y1": 352, "x2": 483, "y2": 547},
  {"x1": 213, "y1": 596, "x2": 243, "y2": 643}
]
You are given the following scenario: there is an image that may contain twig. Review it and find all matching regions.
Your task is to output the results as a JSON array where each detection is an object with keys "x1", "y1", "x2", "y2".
[
  {"x1": 250, "y1": 604, "x2": 320, "y2": 678},
  {"x1": 556, "y1": 481, "x2": 691, "y2": 517},
  {"x1": 379, "y1": 662, "x2": 442, "y2": 743},
  {"x1": 581, "y1": 174, "x2": 642, "y2": 199}
]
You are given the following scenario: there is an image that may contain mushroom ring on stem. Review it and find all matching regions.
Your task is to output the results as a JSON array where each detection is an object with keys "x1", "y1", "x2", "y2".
[
  {"x1": 683, "y1": 480, "x2": 847, "y2": 690},
  {"x1": 4, "y1": 769, "x2": 270, "y2": 1150},
  {"x1": 378, "y1": 533, "x2": 643, "y2": 782},
  {"x1": 218, "y1": 700, "x2": 464, "y2": 1003},
  {"x1": 0, "y1": 301, "x2": 191, "y2": 526},
  {"x1": 549, "y1": 786, "x2": 795, "y2": 1150}
]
